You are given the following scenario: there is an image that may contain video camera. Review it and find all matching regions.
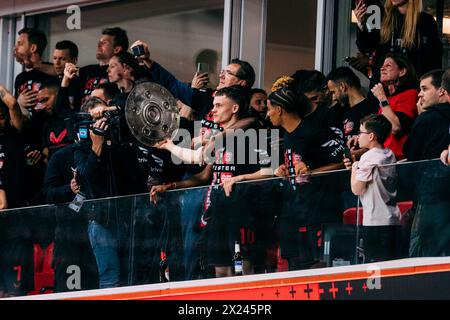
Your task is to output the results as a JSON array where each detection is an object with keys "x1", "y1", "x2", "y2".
[
  {"x1": 65, "y1": 97, "x2": 133, "y2": 145},
  {"x1": 64, "y1": 112, "x2": 93, "y2": 142}
]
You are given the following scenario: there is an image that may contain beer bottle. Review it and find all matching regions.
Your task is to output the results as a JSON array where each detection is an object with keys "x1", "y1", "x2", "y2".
[
  {"x1": 233, "y1": 241, "x2": 243, "y2": 276},
  {"x1": 159, "y1": 249, "x2": 170, "y2": 282}
]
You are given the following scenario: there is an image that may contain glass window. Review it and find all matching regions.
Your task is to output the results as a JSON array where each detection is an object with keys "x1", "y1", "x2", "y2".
[
  {"x1": 423, "y1": 0, "x2": 450, "y2": 69},
  {"x1": 37, "y1": 0, "x2": 224, "y2": 86},
  {"x1": 264, "y1": 0, "x2": 317, "y2": 92}
]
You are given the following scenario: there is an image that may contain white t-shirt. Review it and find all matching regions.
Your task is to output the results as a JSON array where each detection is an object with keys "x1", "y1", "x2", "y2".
[{"x1": 356, "y1": 147, "x2": 401, "y2": 226}]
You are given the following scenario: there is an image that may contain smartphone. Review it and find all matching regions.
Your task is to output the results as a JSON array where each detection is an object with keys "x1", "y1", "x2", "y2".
[
  {"x1": 131, "y1": 45, "x2": 146, "y2": 57},
  {"x1": 23, "y1": 145, "x2": 33, "y2": 155},
  {"x1": 344, "y1": 147, "x2": 353, "y2": 163},
  {"x1": 197, "y1": 62, "x2": 209, "y2": 75}
]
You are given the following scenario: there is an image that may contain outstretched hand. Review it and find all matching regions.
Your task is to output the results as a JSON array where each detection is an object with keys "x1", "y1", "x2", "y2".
[{"x1": 154, "y1": 139, "x2": 174, "y2": 151}]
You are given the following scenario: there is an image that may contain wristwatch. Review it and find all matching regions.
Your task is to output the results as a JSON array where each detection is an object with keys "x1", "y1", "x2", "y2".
[{"x1": 380, "y1": 100, "x2": 390, "y2": 108}]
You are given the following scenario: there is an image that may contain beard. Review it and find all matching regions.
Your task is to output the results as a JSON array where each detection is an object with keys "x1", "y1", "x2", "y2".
[
  {"x1": 339, "y1": 93, "x2": 350, "y2": 107},
  {"x1": 96, "y1": 52, "x2": 108, "y2": 61},
  {"x1": 14, "y1": 51, "x2": 32, "y2": 67}
]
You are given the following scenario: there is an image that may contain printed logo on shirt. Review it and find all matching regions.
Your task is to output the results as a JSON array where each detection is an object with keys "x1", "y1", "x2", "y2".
[
  {"x1": 151, "y1": 154, "x2": 164, "y2": 168},
  {"x1": 343, "y1": 119, "x2": 355, "y2": 137},
  {"x1": 212, "y1": 164, "x2": 237, "y2": 172},
  {"x1": 330, "y1": 127, "x2": 344, "y2": 139},
  {"x1": 138, "y1": 146, "x2": 149, "y2": 155},
  {"x1": 321, "y1": 139, "x2": 341, "y2": 148},
  {"x1": 19, "y1": 80, "x2": 42, "y2": 94},
  {"x1": 82, "y1": 77, "x2": 108, "y2": 103},
  {"x1": 255, "y1": 149, "x2": 271, "y2": 166},
  {"x1": 49, "y1": 129, "x2": 68, "y2": 144},
  {"x1": 201, "y1": 119, "x2": 223, "y2": 131}
]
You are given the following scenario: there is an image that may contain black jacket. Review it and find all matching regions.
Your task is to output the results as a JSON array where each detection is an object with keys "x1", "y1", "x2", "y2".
[
  {"x1": 74, "y1": 142, "x2": 146, "y2": 200},
  {"x1": 42, "y1": 144, "x2": 77, "y2": 204},
  {"x1": 74, "y1": 141, "x2": 147, "y2": 226},
  {"x1": 404, "y1": 103, "x2": 450, "y2": 161}
]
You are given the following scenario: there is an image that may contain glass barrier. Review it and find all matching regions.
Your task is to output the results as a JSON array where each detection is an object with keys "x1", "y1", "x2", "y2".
[{"x1": 1, "y1": 159, "x2": 449, "y2": 297}]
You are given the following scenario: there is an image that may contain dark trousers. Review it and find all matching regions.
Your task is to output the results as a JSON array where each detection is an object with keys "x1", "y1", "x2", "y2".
[{"x1": 362, "y1": 225, "x2": 402, "y2": 263}]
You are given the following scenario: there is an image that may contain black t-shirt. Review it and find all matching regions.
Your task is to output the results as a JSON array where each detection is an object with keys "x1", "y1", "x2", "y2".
[
  {"x1": 22, "y1": 110, "x2": 50, "y2": 149},
  {"x1": 325, "y1": 103, "x2": 345, "y2": 132},
  {"x1": 282, "y1": 119, "x2": 344, "y2": 225},
  {"x1": 74, "y1": 142, "x2": 147, "y2": 199},
  {"x1": 202, "y1": 124, "x2": 271, "y2": 212},
  {"x1": 14, "y1": 69, "x2": 57, "y2": 108},
  {"x1": 78, "y1": 64, "x2": 109, "y2": 104},
  {"x1": 283, "y1": 118, "x2": 344, "y2": 171},
  {"x1": 134, "y1": 144, "x2": 186, "y2": 189},
  {"x1": 307, "y1": 104, "x2": 344, "y2": 136},
  {"x1": 42, "y1": 114, "x2": 74, "y2": 160},
  {"x1": 56, "y1": 76, "x2": 84, "y2": 112},
  {"x1": 191, "y1": 88, "x2": 215, "y2": 121},
  {"x1": 342, "y1": 98, "x2": 378, "y2": 141},
  {"x1": 0, "y1": 126, "x2": 26, "y2": 208}
]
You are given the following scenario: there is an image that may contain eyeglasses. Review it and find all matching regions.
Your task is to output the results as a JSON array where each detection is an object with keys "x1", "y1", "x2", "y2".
[
  {"x1": 358, "y1": 130, "x2": 371, "y2": 136},
  {"x1": 220, "y1": 69, "x2": 239, "y2": 78}
]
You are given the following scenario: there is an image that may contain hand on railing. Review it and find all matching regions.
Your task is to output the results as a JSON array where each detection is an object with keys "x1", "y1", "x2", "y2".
[
  {"x1": 149, "y1": 183, "x2": 175, "y2": 205},
  {"x1": 274, "y1": 164, "x2": 289, "y2": 177},
  {"x1": 222, "y1": 176, "x2": 243, "y2": 197},
  {"x1": 440, "y1": 147, "x2": 450, "y2": 166},
  {"x1": 294, "y1": 161, "x2": 310, "y2": 176}
]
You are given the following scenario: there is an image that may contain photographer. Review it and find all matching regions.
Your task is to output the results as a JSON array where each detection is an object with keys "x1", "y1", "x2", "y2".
[{"x1": 73, "y1": 102, "x2": 146, "y2": 288}]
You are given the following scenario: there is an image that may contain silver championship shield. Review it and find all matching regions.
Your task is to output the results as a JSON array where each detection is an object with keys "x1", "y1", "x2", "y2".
[{"x1": 125, "y1": 82, "x2": 180, "y2": 147}]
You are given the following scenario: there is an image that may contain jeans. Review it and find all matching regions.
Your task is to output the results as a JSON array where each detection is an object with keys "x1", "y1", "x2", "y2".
[
  {"x1": 88, "y1": 220, "x2": 120, "y2": 288},
  {"x1": 179, "y1": 188, "x2": 206, "y2": 280}
]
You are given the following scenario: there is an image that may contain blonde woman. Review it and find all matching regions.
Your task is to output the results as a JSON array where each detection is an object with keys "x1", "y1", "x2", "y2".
[{"x1": 353, "y1": 0, "x2": 442, "y2": 84}]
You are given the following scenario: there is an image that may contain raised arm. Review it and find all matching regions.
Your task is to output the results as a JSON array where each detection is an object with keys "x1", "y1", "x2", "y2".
[
  {"x1": 130, "y1": 40, "x2": 193, "y2": 105},
  {"x1": 0, "y1": 84, "x2": 24, "y2": 132}
]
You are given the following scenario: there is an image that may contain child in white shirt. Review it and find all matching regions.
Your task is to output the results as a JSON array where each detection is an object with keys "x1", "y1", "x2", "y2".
[{"x1": 344, "y1": 114, "x2": 401, "y2": 262}]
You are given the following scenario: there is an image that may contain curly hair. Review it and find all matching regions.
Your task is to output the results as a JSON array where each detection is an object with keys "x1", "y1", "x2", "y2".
[{"x1": 271, "y1": 76, "x2": 294, "y2": 92}]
